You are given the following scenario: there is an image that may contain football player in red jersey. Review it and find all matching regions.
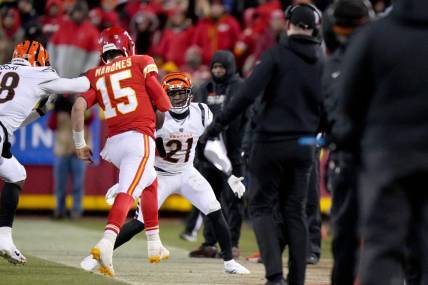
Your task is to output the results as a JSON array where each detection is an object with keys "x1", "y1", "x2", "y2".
[{"x1": 71, "y1": 27, "x2": 171, "y2": 277}]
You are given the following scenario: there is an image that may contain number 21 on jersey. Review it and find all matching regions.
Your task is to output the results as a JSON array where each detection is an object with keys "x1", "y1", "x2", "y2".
[{"x1": 96, "y1": 69, "x2": 137, "y2": 119}]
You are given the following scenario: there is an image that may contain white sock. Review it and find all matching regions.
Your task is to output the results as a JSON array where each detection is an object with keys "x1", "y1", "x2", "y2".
[
  {"x1": 0, "y1": 227, "x2": 12, "y2": 238},
  {"x1": 103, "y1": 229, "x2": 117, "y2": 244},
  {"x1": 145, "y1": 229, "x2": 160, "y2": 242}
]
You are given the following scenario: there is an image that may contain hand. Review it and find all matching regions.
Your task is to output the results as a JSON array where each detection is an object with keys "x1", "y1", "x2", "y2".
[
  {"x1": 201, "y1": 121, "x2": 224, "y2": 144},
  {"x1": 75, "y1": 146, "x2": 93, "y2": 164},
  {"x1": 227, "y1": 175, "x2": 246, "y2": 198},
  {"x1": 36, "y1": 95, "x2": 56, "y2": 116}
]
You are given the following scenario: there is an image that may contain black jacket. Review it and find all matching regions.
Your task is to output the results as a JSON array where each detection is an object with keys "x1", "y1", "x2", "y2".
[
  {"x1": 323, "y1": 44, "x2": 347, "y2": 145},
  {"x1": 337, "y1": 0, "x2": 428, "y2": 182},
  {"x1": 194, "y1": 51, "x2": 246, "y2": 176},
  {"x1": 217, "y1": 34, "x2": 325, "y2": 142}
]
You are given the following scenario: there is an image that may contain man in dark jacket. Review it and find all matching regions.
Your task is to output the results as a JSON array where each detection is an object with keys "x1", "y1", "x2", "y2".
[
  {"x1": 336, "y1": 0, "x2": 428, "y2": 283},
  {"x1": 204, "y1": 4, "x2": 324, "y2": 285},
  {"x1": 322, "y1": 1, "x2": 374, "y2": 284},
  {"x1": 188, "y1": 50, "x2": 246, "y2": 258}
]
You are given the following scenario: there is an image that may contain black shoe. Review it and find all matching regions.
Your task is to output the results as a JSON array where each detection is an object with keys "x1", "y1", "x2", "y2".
[
  {"x1": 306, "y1": 253, "x2": 320, "y2": 265},
  {"x1": 189, "y1": 245, "x2": 218, "y2": 258},
  {"x1": 265, "y1": 278, "x2": 288, "y2": 285}
]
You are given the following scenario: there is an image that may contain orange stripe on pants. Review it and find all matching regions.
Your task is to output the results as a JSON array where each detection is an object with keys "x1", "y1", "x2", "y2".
[{"x1": 127, "y1": 135, "x2": 150, "y2": 196}]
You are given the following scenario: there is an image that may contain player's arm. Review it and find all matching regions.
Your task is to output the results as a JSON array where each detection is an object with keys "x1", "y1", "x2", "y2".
[
  {"x1": 39, "y1": 76, "x2": 91, "y2": 94},
  {"x1": 137, "y1": 56, "x2": 171, "y2": 112},
  {"x1": 20, "y1": 95, "x2": 56, "y2": 127},
  {"x1": 71, "y1": 91, "x2": 95, "y2": 164}
]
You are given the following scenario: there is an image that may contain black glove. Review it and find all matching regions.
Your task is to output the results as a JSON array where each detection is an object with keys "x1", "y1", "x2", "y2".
[
  {"x1": 200, "y1": 120, "x2": 225, "y2": 144},
  {"x1": 35, "y1": 96, "x2": 50, "y2": 116}
]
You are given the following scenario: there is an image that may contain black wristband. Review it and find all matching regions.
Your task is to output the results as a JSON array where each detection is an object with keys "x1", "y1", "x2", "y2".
[{"x1": 35, "y1": 108, "x2": 45, "y2": 117}]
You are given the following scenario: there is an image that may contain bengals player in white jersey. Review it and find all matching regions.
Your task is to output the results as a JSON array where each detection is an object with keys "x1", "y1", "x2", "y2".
[
  {"x1": 0, "y1": 40, "x2": 92, "y2": 265},
  {"x1": 80, "y1": 72, "x2": 250, "y2": 275}
]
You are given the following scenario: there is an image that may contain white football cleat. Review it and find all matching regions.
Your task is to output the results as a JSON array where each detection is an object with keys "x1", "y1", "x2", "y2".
[
  {"x1": 0, "y1": 234, "x2": 26, "y2": 265},
  {"x1": 80, "y1": 255, "x2": 99, "y2": 272},
  {"x1": 224, "y1": 259, "x2": 250, "y2": 274},
  {"x1": 160, "y1": 244, "x2": 170, "y2": 261},
  {"x1": 90, "y1": 238, "x2": 114, "y2": 277},
  {"x1": 147, "y1": 239, "x2": 162, "y2": 263}
]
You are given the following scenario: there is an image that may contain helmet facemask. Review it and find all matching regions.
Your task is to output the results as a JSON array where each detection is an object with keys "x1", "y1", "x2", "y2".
[{"x1": 167, "y1": 88, "x2": 192, "y2": 114}]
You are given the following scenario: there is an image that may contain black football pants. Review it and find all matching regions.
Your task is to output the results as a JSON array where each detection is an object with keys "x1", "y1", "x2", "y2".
[
  {"x1": 198, "y1": 161, "x2": 243, "y2": 248},
  {"x1": 359, "y1": 171, "x2": 428, "y2": 285},
  {"x1": 306, "y1": 151, "x2": 321, "y2": 259},
  {"x1": 328, "y1": 152, "x2": 359, "y2": 285},
  {"x1": 248, "y1": 140, "x2": 314, "y2": 285}
]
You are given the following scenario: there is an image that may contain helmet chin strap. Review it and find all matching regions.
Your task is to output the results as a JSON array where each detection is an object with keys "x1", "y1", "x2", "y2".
[
  {"x1": 169, "y1": 107, "x2": 190, "y2": 120},
  {"x1": 170, "y1": 106, "x2": 190, "y2": 114}
]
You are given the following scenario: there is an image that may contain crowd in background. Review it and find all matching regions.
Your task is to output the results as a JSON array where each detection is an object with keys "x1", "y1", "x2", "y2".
[{"x1": 0, "y1": 0, "x2": 391, "y2": 87}]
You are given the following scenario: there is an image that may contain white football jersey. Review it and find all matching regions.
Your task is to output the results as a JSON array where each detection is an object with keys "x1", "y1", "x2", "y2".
[
  {"x1": 0, "y1": 64, "x2": 59, "y2": 134},
  {"x1": 155, "y1": 103, "x2": 212, "y2": 174}
]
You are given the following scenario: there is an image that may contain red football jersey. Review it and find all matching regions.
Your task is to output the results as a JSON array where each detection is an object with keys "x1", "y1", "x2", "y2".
[{"x1": 83, "y1": 55, "x2": 161, "y2": 138}]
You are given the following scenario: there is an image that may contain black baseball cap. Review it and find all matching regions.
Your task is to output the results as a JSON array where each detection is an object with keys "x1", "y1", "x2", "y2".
[{"x1": 288, "y1": 5, "x2": 320, "y2": 30}]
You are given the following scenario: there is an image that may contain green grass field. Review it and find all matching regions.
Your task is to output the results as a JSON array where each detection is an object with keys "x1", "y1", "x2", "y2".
[{"x1": 0, "y1": 217, "x2": 332, "y2": 285}]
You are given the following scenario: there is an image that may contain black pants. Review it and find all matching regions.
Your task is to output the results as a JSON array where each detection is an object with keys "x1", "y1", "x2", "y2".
[
  {"x1": 328, "y1": 152, "x2": 359, "y2": 285},
  {"x1": 306, "y1": 151, "x2": 321, "y2": 258},
  {"x1": 359, "y1": 171, "x2": 428, "y2": 285},
  {"x1": 183, "y1": 206, "x2": 202, "y2": 235},
  {"x1": 248, "y1": 140, "x2": 314, "y2": 285},
  {"x1": 198, "y1": 161, "x2": 243, "y2": 247}
]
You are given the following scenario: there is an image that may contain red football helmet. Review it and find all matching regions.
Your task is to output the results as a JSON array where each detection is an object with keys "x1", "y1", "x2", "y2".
[{"x1": 98, "y1": 26, "x2": 135, "y2": 63}]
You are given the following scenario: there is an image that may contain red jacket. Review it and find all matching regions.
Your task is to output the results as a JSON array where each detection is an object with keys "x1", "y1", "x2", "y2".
[
  {"x1": 48, "y1": 19, "x2": 100, "y2": 77},
  {"x1": 154, "y1": 26, "x2": 194, "y2": 67},
  {"x1": 192, "y1": 15, "x2": 241, "y2": 64}
]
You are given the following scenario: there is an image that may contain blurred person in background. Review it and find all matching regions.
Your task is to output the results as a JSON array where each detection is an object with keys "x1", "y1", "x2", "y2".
[
  {"x1": 321, "y1": 0, "x2": 374, "y2": 283},
  {"x1": 153, "y1": 7, "x2": 194, "y2": 68},
  {"x1": 189, "y1": 50, "x2": 246, "y2": 259},
  {"x1": 0, "y1": 8, "x2": 24, "y2": 64},
  {"x1": 24, "y1": 21, "x2": 46, "y2": 45},
  {"x1": 181, "y1": 46, "x2": 210, "y2": 89},
  {"x1": 47, "y1": 0, "x2": 99, "y2": 78},
  {"x1": 242, "y1": 8, "x2": 285, "y2": 76},
  {"x1": 89, "y1": 0, "x2": 120, "y2": 31},
  {"x1": 40, "y1": 0, "x2": 65, "y2": 41},
  {"x1": 192, "y1": 0, "x2": 241, "y2": 64},
  {"x1": 129, "y1": 10, "x2": 160, "y2": 55},
  {"x1": 203, "y1": 4, "x2": 324, "y2": 284},
  {"x1": 47, "y1": 0, "x2": 99, "y2": 219},
  {"x1": 335, "y1": 0, "x2": 428, "y2": 283},
  {"x1": 234, "y1": 7, "x2": 261, "y2": 72},
  {"x1": 16, "y1": 0, "x2": 37, "y2": 31},
  {"x1": 48, "y1": 95, "x2": 93, "y2": 219}
]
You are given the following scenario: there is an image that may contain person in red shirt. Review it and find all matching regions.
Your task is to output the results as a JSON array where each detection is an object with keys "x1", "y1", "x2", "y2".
[
  {"x1": 192, "y1": 0, "x2": 241, "y2": 64},
  {"x1": 153, "y1": 7, "x2": 194, "y2": 67},
  {"x1": 71, "y1": 27, "x2": 171, "y2": 277}
]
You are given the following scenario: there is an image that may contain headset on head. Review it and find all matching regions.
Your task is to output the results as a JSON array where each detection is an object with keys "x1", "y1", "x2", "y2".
[{"x1": 285, "y1": 3, "x2": 323, "y2": 28}]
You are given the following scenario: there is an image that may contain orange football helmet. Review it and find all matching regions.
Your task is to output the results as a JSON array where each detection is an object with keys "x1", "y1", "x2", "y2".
[
  {"x1": 12, "y1": 40, "x2": 50, "y2": 67},
  {"x1": 162, "y1": 72, "x2": 193, "y2": 113}
]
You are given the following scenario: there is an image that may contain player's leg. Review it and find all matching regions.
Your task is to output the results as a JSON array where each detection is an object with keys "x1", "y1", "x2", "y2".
[
  {"x1": 0, "y1": 155, "x2": 27, "y2": 264},
  {"x1": 181, "y1": 167, "x2": 250, "y2": 274},
  {"x1": 90, "y1": 132, "x2": 155, "y2": 276},
  {"x1": 137, "y1": 175, "x2": 175, "y2": 262},
  {"x1": 81, "y1": 172, "x2": 171, "y2": 272}
]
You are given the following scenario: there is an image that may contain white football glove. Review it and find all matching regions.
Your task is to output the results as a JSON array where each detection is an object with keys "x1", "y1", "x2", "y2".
[
  {"x1": 105, "y1": 183, "x2": 119, "y2": 206},
  {"x1": 227, "y1": 175, "x2": 245, "y2": 199}
]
